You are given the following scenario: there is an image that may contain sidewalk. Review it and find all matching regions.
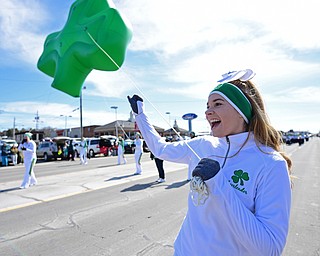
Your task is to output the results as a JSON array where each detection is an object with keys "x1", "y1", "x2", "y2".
[{"x1": 0, "y1": 160, "x2": 187, "y2": 213}]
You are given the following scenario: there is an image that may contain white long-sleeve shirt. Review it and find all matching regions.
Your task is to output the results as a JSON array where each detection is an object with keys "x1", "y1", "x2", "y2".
[
  {"x1": 135, "y1": 111, "x2": 291, "y2": 256},
  {"x1": 18, "y1": 140, "x2": 37, "y2": 162},
  {"x1": 134, "y1": 138, "x2": 143, "y2": 154}
]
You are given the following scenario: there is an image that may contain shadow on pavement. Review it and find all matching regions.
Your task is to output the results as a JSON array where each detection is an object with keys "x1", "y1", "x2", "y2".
[
  {"x1": 121, "y1": 182, "x2": 155, "y2": 192},
  {"x1": 121, "y1": 179, "x2": 190, "y2": 192},
  {"x1": 97, "y1": 164, "x2": 119, "y2": 168},
  {"x1": 105, "y1": 174, "x2": 136, "y2": 181},
  {"x1": 165, "y1": 180, "x2": 189, "y2": 190},
  {"x1": 0, "y1": 187, "x2": 21, "y2": 193}
]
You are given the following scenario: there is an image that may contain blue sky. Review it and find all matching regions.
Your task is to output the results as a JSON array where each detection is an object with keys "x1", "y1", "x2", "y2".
[{"x1": 0, "y1": 0, "x2": 319, "y2": 134}]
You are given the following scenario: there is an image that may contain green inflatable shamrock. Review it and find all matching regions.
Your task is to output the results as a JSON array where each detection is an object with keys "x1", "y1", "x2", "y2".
[{"x1": 37, "y1": 0, "x2": 132, "y2": 97}]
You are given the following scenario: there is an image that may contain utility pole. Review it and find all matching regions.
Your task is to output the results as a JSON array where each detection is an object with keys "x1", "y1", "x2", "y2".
[
  {"x1": 13, "y1": 117, "x2": 16, "y2": 140},
  {"x1": 111, "y1": 106, "x2": 118, "y2": 137},
  {"x1": 35, "y1": 111, "x2": 40, "y2": 130}
]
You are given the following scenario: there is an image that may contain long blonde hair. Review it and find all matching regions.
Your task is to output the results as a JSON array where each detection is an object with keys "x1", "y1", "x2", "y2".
[{"x1": 230, "y1": 80, "x2": 292, "y2": 173}]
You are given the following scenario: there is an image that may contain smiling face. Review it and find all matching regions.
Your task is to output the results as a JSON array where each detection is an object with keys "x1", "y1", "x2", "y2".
[{"x1": 206, "y1": 94, "x2": 247, "y2": 138}]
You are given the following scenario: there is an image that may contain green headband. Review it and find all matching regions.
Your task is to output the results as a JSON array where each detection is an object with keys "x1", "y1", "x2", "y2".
[
  {"x1": 209, "y1": 83, "x2": 252, "y2": 123},
  {"x1": 24, "y1": 132, "x2": 33, "y2": 139}
]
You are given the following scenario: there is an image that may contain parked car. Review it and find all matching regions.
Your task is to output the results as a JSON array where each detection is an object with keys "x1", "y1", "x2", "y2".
[
  {"x1": 87, "y1": 138, "x2": 101, "y2": 158},
  {"x1": 74, "y1": 136, "x2": 119, "y2": 158},
  {"x1": 0, "y1": 139, "x2": 19, "y2": 165},
  {"x1": 124, "y1": 139, "x2": 135, "y2": 154},
  {"x1": 283, "y1": 131, "x2": 305, "y2": 145},
  {"x1": 36, "y1": 141, "x2": 57, "y2": 161},
  {"x1": 37, "y1": 136, "x2": 71, "y2": 161},
  {"x1": 52, "y1": 136, "x2": 72, "y2": 160},
  {"x1": 100, "y1": 135, "x2": 118, "y2": 156}
]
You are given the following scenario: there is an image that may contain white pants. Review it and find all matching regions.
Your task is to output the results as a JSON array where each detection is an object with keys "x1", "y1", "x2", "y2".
[
  {"x1": 134, "y1": 152, "x2": 142, "y2": 174},
  {"x1": 20, "y1": 158, "x2": 37, "y2": 188},
  {"x1": 80, "y1": 149, "x2": 87, "y2": 164},
  {"x1": 117, "y1": 147, "x2": 126, "y2": 165},
  {"x1": 11, "y1": 154, "x2": 18, "y2": 165}
]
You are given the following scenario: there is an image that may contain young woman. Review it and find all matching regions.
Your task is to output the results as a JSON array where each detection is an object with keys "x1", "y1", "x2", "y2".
[
  {"x1": 133, "y1": 132, "x2": 143, "y2": 175},
  {"x1": 79, "y1": 138, "x2": 88, "y2": 165},
  {"x1": 117, "y1": 136, "x2": 127, "y2": 165},
  {"x1": 18, "y1": 132, "x2": 38, "y2": 189},
  {"x1": 127, "y1": 69, "x2": 292, "y2": 255}
]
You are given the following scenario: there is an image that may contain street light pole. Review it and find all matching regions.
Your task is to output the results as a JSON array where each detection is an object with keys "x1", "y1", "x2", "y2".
[
  {"x1": 60, "y1": 115, "x2": 72, "y2": 136},
  {"x1": 111, "y1": 106, "x2": 118, "y2": 137},
  {"x1": 80, "y1": 91, "x2": 83, "y2": 140},
  {"x1": 65, "y1": 116, "x2": 67, "y2": 135},
  {"x1": 80, "y1": 86, "x2": 86, "y2": 140},
  {"x1": 165, "y1": 112, "x2": 171, "y2": 127}
]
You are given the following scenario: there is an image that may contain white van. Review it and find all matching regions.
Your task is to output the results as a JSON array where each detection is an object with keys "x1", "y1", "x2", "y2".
[{"x1": 87, "y1": 138, "x2": 101, "y2": 158}]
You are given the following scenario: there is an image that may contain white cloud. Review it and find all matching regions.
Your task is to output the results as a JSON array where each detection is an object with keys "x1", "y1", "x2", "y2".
[
  {"x1": 117, "y1": 0, "x2": 320, "y2": 55},
  {"x1": 0, "y1": 0, "x2": 49, "y2": 65},
  {"x1": 86, "y1": 68, "x2": 137, "y2": 98},
  {"x1": 3, "y1": 101, "x2": 74, "y2": 115},
  {"x1": 2, "y1": 0, "x2": 319, "y2": 69},
  {"x1": 266, "y1": 86, "x2": 320, "y2": 103}
]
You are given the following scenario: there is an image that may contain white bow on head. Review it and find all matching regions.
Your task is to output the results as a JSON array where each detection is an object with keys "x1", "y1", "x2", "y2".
[{"x1": 217, "y1": 69, "x2": 255, "y2": 83}]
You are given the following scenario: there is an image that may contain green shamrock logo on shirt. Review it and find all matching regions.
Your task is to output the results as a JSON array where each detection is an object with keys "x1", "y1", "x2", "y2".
[{"x1": 232, "y1": 170, "x2": 249, "y2": 186}]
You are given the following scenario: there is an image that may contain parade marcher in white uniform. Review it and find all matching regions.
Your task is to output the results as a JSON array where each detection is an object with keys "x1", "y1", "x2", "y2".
[
  {"x1": 127, "y1": 69, "x2": 292, "y2": 256},
  {"x1": 18, "y1": 132, "x2": 37, "y2": 189},
  {"x1": 133, "y1": 132, "x2": 143, "y2": 175},
  {"x1": 79, "y1": 138, "x2": 88, "y2": 165},
  {"x1": 117, "y1": 136, "x2": 127, "y2": 165}
]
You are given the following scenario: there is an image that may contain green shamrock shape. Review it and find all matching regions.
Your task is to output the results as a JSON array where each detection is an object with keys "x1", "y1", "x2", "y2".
[
  {"x1": 37, "y1": 0, "x2": 132, "y2": 97},
  {"x1": 231, "y1": 170, "x2": 249, "y2": 186}
]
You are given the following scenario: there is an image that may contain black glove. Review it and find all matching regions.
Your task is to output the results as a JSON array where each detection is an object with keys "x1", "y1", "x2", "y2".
[
  {"x1": 21, "y1": 147, "x2": 26, "y2": 151},
  {"x1": 127, "y1": 95, "x2": 143, "y2": 114},
  {"x1": 192, "y1": 158, "x2": 220, "y2": 181}
]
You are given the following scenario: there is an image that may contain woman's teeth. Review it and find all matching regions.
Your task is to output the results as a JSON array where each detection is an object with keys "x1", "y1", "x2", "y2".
[{"x1": 210, "y1": 119, "x2": 221, "y2": 128}]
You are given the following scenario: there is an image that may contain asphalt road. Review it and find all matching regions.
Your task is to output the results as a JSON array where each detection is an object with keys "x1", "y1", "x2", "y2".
[
  {"x1": 282, "y1": 138, "x2": 320, "y2": 256},
  {"x1": 0, "y1": 139, "x2": 319, "y2": 256}
]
